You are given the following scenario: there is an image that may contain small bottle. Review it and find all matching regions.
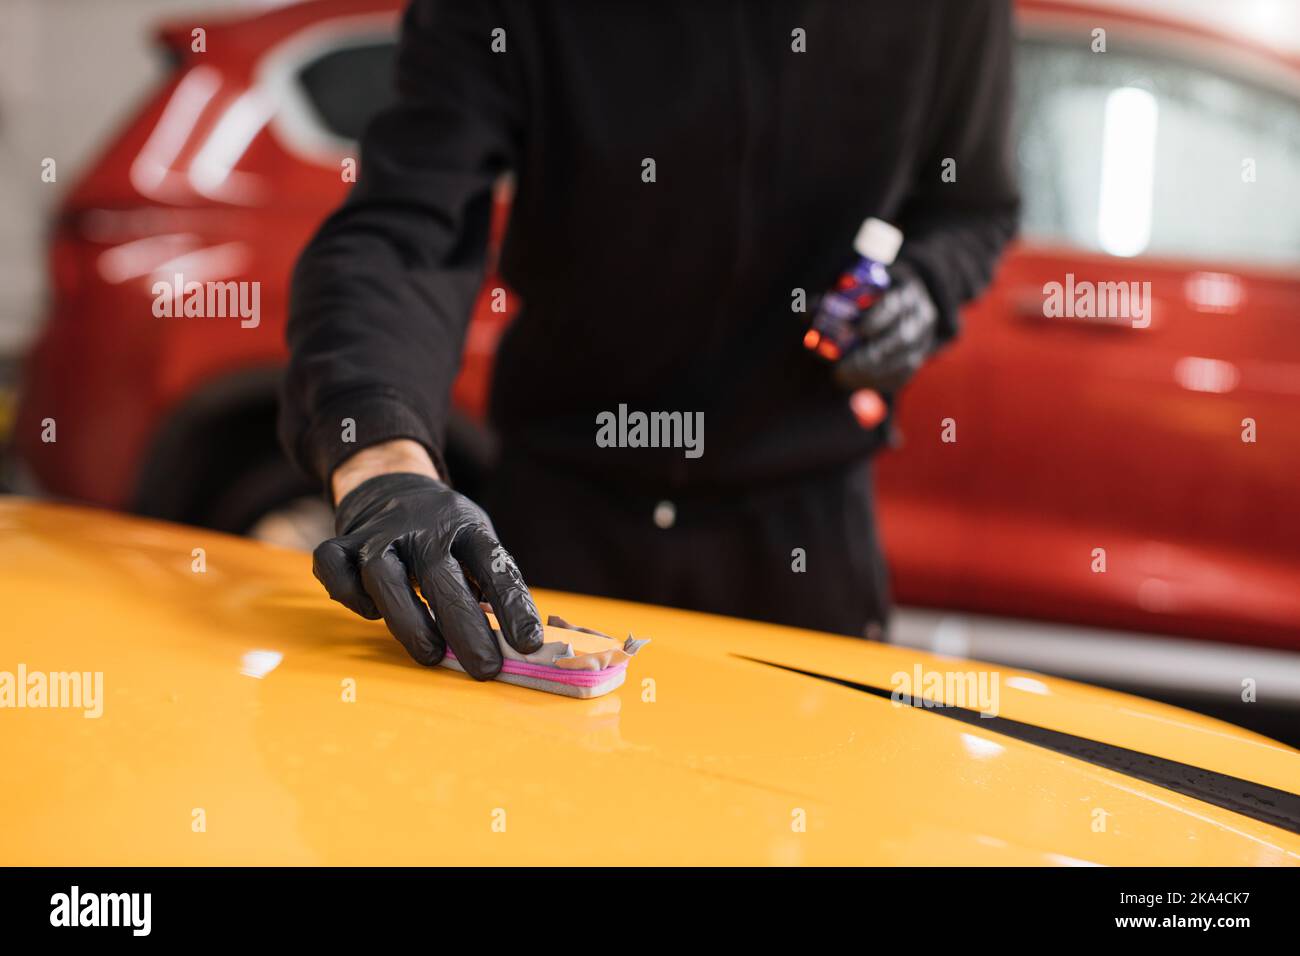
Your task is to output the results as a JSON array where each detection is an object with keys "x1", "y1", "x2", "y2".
[{"x1": 803, "y1": 217, "x2": 904, "y2": 429}]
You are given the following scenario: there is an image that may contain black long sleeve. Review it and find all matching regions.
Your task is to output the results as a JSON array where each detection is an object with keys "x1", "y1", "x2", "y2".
[
  {"x1": 279, "y1": 0, "x2": 522, "y2": 482},
  {"x1": 895, "y1": 0, "x2": 1021, "y2": 343},
  {"x1": 280, "y1": 0, "x2": 1019, "y2": 490}
]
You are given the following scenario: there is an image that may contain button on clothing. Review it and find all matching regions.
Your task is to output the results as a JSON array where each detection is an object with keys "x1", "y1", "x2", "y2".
[
  {"x1": 482, "y1": 451, "x2": 891, "y2": 638},
  {"x1": 653, "y1": 501, "x2": 677, "y2": 530}
]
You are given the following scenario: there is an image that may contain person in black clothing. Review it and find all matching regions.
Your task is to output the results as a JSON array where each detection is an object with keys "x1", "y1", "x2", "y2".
[{"x1": 279, "y1": 0, "x2": 1019, "y2": 678}]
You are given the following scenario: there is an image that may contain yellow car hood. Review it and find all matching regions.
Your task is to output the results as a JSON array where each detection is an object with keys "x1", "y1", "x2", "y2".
[{"x1": 1, "y1": 499, "x2": 1297, "y2": 866}]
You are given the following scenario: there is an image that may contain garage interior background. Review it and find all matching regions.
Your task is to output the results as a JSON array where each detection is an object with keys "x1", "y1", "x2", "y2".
[
  {"x1": 1, "y1": 0, "x2": 1299, "y2": 745},
  {"x1": 1, "y1": 0, "x2": 1297, "y2": 354}
]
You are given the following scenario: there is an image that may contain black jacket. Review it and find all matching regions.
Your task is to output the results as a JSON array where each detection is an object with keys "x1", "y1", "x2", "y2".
[{"x1": 280, "y1": 0, "x2": 1019, "y2": 493}]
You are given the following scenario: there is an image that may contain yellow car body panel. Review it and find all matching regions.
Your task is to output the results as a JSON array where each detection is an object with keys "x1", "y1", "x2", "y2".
[{"x1": 0, "y1": 499, "x2": 1297, "y2": 866}]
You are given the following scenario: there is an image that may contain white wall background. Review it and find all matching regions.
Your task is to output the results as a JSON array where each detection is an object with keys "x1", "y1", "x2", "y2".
[{"x1": 0, "y1": 0, "x2": 249, "y2": 351}]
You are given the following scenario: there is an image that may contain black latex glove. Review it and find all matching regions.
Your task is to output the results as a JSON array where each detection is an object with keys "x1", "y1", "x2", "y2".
[
  {"x1": 834, "y1": 263, "x2": 940, "y2": 394},
  {"x1": 313, "y1": 472, "x2": 544, "y2": 678}
]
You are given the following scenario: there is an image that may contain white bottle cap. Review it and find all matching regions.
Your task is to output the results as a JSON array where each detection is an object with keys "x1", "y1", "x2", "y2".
[{"x1": 853, "y1": 217, "x2": 903, "y2": 265}]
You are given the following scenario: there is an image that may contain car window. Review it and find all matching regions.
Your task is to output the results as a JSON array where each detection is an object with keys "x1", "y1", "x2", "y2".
[
  {"x1": 1016, "y1": 37, "x2": 1300, "y2": 266},
  {"x1": 297, "y1": 41, "x2": 397, "y2": 143}
]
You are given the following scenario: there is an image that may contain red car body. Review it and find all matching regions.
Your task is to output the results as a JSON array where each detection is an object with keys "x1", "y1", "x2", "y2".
[{"x1": 13, "y1": 0, "x2": 1300, "y2": 648}]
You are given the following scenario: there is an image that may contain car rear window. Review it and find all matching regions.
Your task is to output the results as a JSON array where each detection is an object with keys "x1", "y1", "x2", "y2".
[
  {"x1": 298, "y1": 41, "x2": 397, "y2": 142},
  {"x1": 1016, "y1": 37, "x2": 1300, "y2": 267}
]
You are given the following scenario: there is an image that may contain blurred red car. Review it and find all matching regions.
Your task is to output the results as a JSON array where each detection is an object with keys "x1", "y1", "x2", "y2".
[
  {"x1": 15, "y1": 0, "x2": 510, "y2": 539},
  {"x1": 12, "y1": 0, "x2": 1300, "y2": 650}
]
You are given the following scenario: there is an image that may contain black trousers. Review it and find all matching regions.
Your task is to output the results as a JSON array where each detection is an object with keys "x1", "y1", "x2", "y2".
[{"x1": 481, "y1": 451, "x2": 890, "y2": 639}]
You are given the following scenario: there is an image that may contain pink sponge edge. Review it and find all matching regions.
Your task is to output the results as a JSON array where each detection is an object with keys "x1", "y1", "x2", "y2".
[{"x1": 440, "y1": 653, "x2": 630, "y2": 699}]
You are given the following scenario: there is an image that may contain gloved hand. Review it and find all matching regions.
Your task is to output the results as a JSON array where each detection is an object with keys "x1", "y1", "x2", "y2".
[
  {"x1": 312, "y1": 472, "x2": 544, "y2": 678},
  {"x1": 833, "y1": 263, "x2": 940, "y2": 394}
]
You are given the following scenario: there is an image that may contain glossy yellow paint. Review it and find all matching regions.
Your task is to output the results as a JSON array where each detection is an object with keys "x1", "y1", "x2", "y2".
[{"x1": 0, "y1": 498, "x2": 1297, "y2": 866}]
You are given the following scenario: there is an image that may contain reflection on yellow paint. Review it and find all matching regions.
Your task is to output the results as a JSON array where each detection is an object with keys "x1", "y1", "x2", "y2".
[{"x1": 0, "y1": 499, "x2": 1297, "y2": 866}]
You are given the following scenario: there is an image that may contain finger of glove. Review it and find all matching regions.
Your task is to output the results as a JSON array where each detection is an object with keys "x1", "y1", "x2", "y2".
[
  {"x1": 835, "y1": 325, "x2": 925, "y2": 391},
  {"x1": 872, "y1": 310, "x2": 934, "y2": 364},
  {"x1": 358, "y1": 548, "x2": 444, "y2": 666},
  {"x1": 418, "y1": 556, "x2": 503, "y2": 681},
  {"x1": 453, "y1": 526, "x2": 545, "y2": 655},
  {"x1": 870, "y1": 353, "x2": 924, "y2": 393},
  {"x1": 312, "y1": 535, "x2": 380, "y2": 619},
  {"x1": 835, "y1": 319, "x2": 905, "y2": 385},
  {"x1": 854, "y1": 284, "x2": 911, "y2": 339},
  {"x1": 841, "y1": 290, "x2": 937, "y2": 375}
]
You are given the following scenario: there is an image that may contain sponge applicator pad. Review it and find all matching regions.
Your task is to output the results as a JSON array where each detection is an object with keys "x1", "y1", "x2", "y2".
[{"x1": 439, "y1": 611, "x2": 650, "y2": 699}]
